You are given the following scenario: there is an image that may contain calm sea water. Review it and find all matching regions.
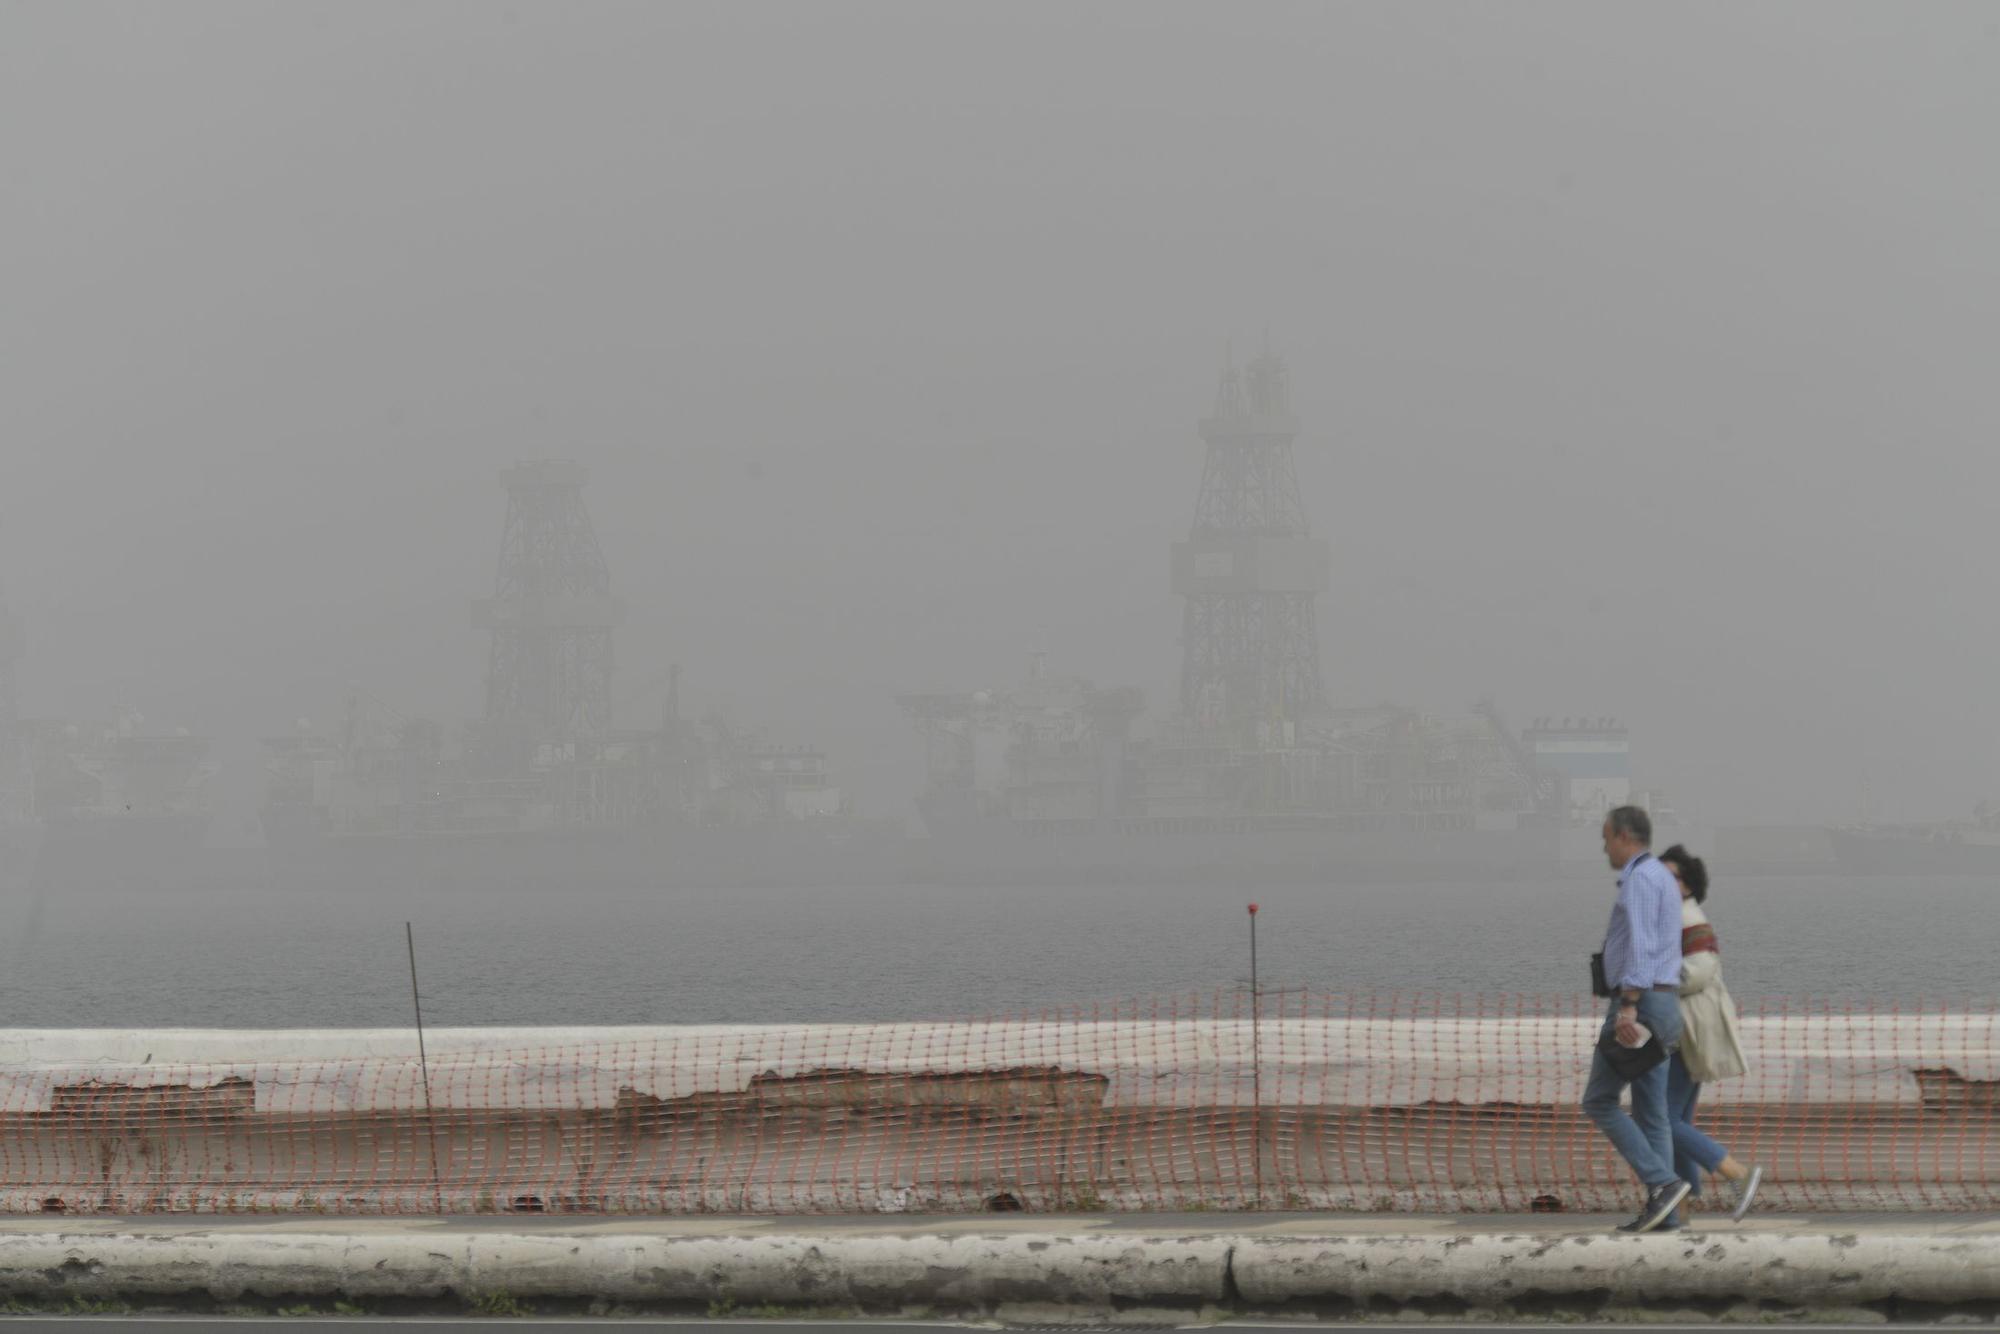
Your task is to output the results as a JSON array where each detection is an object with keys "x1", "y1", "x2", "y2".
[{"x1": 0, "y1": 874, "x2": 1989, "y2": 1029}]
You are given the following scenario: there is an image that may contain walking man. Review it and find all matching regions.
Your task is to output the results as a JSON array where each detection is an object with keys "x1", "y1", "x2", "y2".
[{"x1": 1584, "y1": 805, "x2": 1691, "y2": 1233}]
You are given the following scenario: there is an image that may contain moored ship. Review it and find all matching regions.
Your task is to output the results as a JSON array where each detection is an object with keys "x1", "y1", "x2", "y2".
[
  {"x1": 258, "y1": 689, "x2": 902, "y2": 891},
  {"x1": 1826, "y1": 814, "x2": 2000, "y2": 876},
  {"x1": 21, "y1": 708, "x2": 217, "y2": 890},
  {"x1": 898, "y1": 659, "x2": 1678, "y2": 885}
]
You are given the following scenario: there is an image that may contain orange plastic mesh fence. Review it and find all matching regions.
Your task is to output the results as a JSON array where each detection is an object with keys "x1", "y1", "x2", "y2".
[{"x1": 2, "y1": 992, "x2": 1995, "y2": 1215}]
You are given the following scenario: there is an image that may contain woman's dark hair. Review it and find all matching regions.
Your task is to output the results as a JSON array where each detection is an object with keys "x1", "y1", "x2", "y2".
[{"x1": 1660, "y1": 844, "x2": 1708, "y2": 903}]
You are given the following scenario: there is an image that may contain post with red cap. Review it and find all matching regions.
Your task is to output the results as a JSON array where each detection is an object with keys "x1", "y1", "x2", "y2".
[{"x1": 1247, "y1": 903, "x2": 1263, "y2": 1209}]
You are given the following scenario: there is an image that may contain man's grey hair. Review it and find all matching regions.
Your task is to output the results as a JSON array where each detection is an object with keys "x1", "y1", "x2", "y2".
[{"x1": 1606, "y1": 805, "x2": 1652, "y2": 845}]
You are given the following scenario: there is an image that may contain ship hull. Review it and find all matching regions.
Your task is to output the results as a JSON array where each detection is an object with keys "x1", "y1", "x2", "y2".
[
  {"x1": 48, "y1": 812, "x2": 1726, "y2": 892},
  {"x1": 1551, "y1": 821, "x2": 1714, "y2": 880},
  {"x1": 30, "y1": 813, "x2": 212, "y2": 891},
  {"x1": 258, "y1": 820, "x2": 911, "y2": 891},
  {"x1": 905, "y1": 801, "x2": 1566, "y2": 885},
  {"x1": 256, "y1": 824, "x2": 1564, "y2": 890},
  {"x1": 1826, "y1": 827, "x2": 2000, "y2": 876},
  {"x1": 1, "y1": 822, "x2": 43, "y2": 891}
]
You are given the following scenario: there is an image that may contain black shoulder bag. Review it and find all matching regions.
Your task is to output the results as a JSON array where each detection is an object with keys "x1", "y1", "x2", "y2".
[{"x1": 1590, "y1": 851, "x2": 1651, "y2": 998}]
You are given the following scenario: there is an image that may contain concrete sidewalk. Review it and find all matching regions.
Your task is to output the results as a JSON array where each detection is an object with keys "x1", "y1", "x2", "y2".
[{"x1": 3, "y1": 1213, "x2": 1999, "y2": 1321}]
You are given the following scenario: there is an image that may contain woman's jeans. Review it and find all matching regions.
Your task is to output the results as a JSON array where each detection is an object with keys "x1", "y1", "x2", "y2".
[
  {"x1": 1580, "y1": 990, "x2": 1684, "y2": 1191},
  {"x1": 1666, "y1": 1051, "x2": 1731, "y2": 1197}
]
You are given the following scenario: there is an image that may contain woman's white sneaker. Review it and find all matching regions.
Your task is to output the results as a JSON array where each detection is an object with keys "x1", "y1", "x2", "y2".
[{"x1": 1729, "y1": 1164, "x2": 1764, "y2": 1221}]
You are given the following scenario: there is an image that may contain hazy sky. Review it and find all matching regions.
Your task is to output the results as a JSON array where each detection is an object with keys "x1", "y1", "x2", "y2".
[{"x1": 4, "y1": 1, "x2": 1998, "y2": 832}]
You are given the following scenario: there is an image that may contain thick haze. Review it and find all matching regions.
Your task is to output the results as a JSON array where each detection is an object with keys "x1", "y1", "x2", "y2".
[{"x1": 4, "y1": 1, "x2": 1998, "y2": 834}]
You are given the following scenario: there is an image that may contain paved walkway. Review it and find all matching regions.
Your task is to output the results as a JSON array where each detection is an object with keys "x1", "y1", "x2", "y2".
[{"x1": 3, "y1": 1210, "x2": 1994, "y2": 1237}]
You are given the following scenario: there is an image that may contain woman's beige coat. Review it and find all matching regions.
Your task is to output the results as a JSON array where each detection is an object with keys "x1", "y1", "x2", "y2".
[{"x1": 1678, "y1": 897, "x2": 1749, "y2": 1082}]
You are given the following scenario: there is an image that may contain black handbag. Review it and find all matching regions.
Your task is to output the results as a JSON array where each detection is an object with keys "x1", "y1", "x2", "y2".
[{"x1": 1596, "y1": 1024, "x2": 1670, "y2": 1080}]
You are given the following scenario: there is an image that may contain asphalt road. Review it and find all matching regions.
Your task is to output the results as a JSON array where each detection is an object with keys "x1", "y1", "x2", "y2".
[{"x1": 0, "y1": 1323, "x2": 1951, "y2": 1332}]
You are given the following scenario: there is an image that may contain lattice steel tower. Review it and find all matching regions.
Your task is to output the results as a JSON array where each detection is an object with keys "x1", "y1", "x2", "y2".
[
  {"x1": 0, "y1": 587, "x2": 19, "y2": 809},
  {"x1": 473, "y1": 462, "x2": 625, "y2": 771},
  {"x1": 1171, "y1": 345, "x2": 1329, "y2": 739},
  {"x1": 0, "y1": 589, "x2": 17, "y2": 741}
]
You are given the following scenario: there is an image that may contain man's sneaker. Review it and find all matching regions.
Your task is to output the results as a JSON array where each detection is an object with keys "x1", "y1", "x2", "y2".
[
  {"x1": 1728, "y1": 1165, "x2": 1765, "y2": 1222},
  {"x1": 1624, "y1": 1180, "x2": 1692, "y2": 1234},
  {"x1": 1617, "y1": 1209, "x2": 1684, "y2": 1233}
]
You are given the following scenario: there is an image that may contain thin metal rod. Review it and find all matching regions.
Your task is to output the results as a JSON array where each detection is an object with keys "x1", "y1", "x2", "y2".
[
  {"x1": 407, "y1": 921, "x2": 445, "y2": 1214},
  {"x1": 1248, "y1": 902, "x2": 1263, "y2": 1209}
]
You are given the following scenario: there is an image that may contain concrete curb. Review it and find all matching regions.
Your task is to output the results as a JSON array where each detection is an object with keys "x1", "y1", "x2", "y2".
[
  {"x1": 0, "y1": 1231, "x2": 1231, "y2": 1316},
  {"x1": 1233, "y1": 1231, "x2": 2000, "y2": 1314},
  {"x1": 2, "y1": 1228, "x2": 1998, "y2": 1318}
]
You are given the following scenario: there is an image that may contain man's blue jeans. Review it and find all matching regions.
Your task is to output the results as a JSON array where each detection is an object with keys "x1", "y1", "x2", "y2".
[
  {"x1": 1666, "y1": 1052, "x2": 1731, "y2": 1197},
  {"x1": 1581, "y1": 990, "x2": 1683, "y2": 1191}
]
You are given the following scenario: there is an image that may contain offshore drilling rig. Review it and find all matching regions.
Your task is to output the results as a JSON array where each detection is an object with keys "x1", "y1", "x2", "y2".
[
  {"x1": 0, "y1": 588, "x2": 37, "y2": 888},
  {"x1": 1173, "y1": 342, "x2": 1328, "y2": 738},
  {"x1": 257, "y1": 462, "x2": 893, "y2": 890},
  {"x1": 900, "y1": 343, "x2": 1577, "y2": 882}
]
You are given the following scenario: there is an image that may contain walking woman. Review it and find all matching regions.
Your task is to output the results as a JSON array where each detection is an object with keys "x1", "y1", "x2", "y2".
[{"x1": 1659, "y1": 844, "x2": 1764, "y2": 1220}]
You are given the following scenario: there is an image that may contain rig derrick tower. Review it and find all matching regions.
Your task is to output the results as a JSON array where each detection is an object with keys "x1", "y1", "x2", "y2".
[
  {"x1": 0, "y1": 588, "x2": 19, "y2": 814},
  {"x1": 1171, "y1": 344, "x2": 1329, "y2": 745},
  {"x1": 472, "y1": 462, "x2": 625, "y2": 775}
]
